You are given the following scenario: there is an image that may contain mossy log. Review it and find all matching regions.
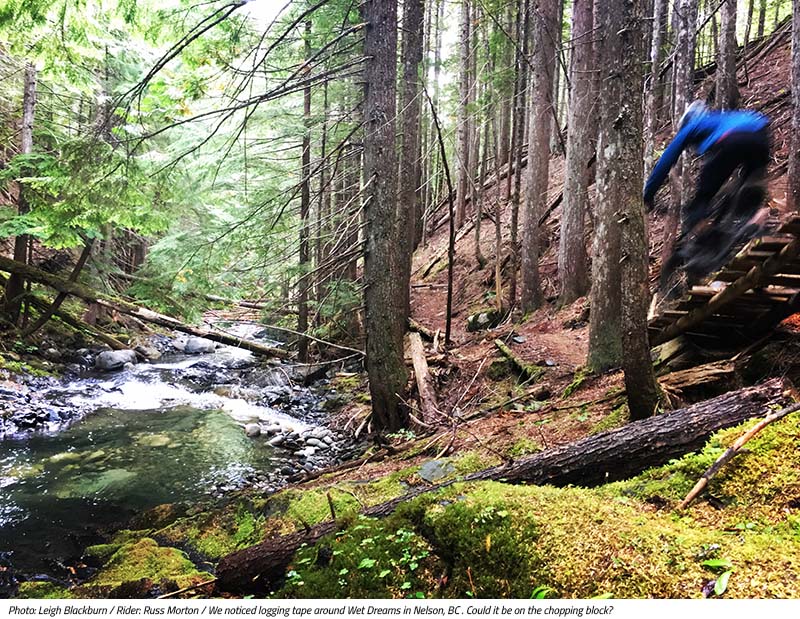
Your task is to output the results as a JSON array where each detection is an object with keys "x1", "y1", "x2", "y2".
[
  {"x1": 408, "y1": 317, "x2": 435, "y2": 341},
  {"x1": 494, "y1": 339, "x2": 544, "y2": 382},
  {"x1": 0, "y1": 255, "x2": 290, "y2": 359},
  {"x1": 215, "y1": 379, "x2": 787, "y2": 592}
]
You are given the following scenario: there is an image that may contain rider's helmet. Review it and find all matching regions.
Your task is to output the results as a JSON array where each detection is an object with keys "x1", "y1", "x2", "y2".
[{"x1": 679, "y1": 100, "x2": 708, "y2": 130}]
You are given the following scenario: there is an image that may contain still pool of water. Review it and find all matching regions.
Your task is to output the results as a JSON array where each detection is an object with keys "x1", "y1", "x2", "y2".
[{"x1": 0, "y1": 404, "x2": 277, "y2": 574}]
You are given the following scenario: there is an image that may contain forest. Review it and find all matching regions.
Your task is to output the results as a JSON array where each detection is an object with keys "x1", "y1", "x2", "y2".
[{"x1": 2, "y1": 0, "x2": 800, "y2": 602}]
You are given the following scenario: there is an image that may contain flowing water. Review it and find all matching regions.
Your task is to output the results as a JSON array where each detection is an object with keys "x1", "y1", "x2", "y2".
[{"x1": 0, "y1": 332, "x2": 324, "y2": 578}]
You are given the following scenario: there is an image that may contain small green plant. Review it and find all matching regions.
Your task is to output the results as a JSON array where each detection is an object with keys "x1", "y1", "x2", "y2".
[
  {"x1": 387, "y1": 429, "x2": 416, "y2": 442},
  {"x1": 530, "y1": 585, "x2": 555, "y2": 599},
  {"x1": 700, "y1": 556, "x2": 734, "y2": 597}
]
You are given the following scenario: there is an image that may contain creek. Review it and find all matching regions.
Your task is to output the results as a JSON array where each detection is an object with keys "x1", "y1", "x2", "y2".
[{"x1": 0, "y1": 324, "x2": 351, "y2": 582}]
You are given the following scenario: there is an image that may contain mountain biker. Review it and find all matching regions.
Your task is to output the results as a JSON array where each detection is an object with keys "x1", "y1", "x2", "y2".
[{"x1": 643, "y1": 101, "x2": 770, "y2": 281}]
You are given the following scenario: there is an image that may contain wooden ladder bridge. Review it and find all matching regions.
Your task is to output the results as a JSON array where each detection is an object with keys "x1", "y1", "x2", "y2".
[{"x1": 648, "y1": 215, "x2": 800, "y2": 349}]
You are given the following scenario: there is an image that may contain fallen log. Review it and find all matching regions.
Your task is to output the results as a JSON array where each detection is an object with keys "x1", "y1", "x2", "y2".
[
  {"x1": 0, "y1": 273, "x2": 130, "y2": 351},
  {"x1": 215, "y1": 379, "x2": 788, "y2": 592},
  {"x1": 494, "y1": 338, "x2": 544, "y2": 382},
  {"x1": 408, "y1": 317, "x2": 435, "y2": 341},
  {"x1": 0, "y1": 255, "x2": 290, "y2": 359},
  {"x1": 406, "y1": 332, "x2": 440, "y2": 422}
]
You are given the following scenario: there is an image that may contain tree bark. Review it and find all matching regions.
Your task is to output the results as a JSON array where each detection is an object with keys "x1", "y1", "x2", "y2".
[
  {"x1": 216, "y1": 378, "x2": 787, "y2": 593},
  {"x1": 644, "y1": 0, "x2": 668, "y2": 178},
  {"x1": 788, "y1": 0, "x2": 800, "y2": 211},
  {"x1": 757, "y1": 0, "x2": 767, "y2": 38},
  {"x1": 661, "y1": 0, "x2": 699, "y2": 281},
  {"x1": 399, "y1": 0, "x2": 425, "y2": 319},
  {"x1": 559, "y1": 0, "x2": 595, "y2": 304},
  {"x1": 4, "y1": 62, "x2": 36, "y2": 324},
  {"x1": 508, "y1": 0, "x2": 530, "y2": 310},
  {"x1": 587, "y1": 1, "x2": 623, "y2": 371},
  {"x1": 298, "y1": 21, "x2": 312, "y2": 362},
  {"x1": 520, "y1": 0, "x2": 557, "y2": 312},
  {"x1": 362, "y1": 0, "x2": 408, "y2": 432},
  {"x1": 611, "y1": 0, "x2": 662, "y2": 420},
  {"x1": 716, "y1": 0, "x2": 739, "y2": 110},
  {"x1": 455, "y1": 0, "x2": 472, "y2": 230}
]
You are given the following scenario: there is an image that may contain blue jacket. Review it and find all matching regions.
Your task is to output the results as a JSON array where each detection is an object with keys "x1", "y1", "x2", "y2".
[{"x1": 643, "y1": 110, "x2": 768, "y2": 203}]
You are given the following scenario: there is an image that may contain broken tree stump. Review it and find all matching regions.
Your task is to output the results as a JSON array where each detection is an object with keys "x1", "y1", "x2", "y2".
[{"x1": 215, "y1": 379, "x2": 788, "y2": 592}]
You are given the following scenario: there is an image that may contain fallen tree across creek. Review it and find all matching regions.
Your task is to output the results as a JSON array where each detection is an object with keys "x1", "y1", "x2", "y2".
[
  {"x1": 0, "y1": 255, "x2": 291, "y2": 359},
  {"x1": 215, "y1": 378, "x2": 790, "y2": 592}
]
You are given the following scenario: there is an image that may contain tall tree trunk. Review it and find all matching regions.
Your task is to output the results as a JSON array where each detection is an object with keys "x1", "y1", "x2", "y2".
[
  {"x1": 361, "y1": 0, "x2": 408, "y2": 432},
  {"x1": 745, "y1": 0, "x2": 756, "y2": 50},
  {"x1": 521, "y1": 0, "x2": 558, "y2": 312},
  {"x1": 716, "y1": 0, "x2": 739, "y2": 109},
  {"x1": 316, "y1": 82, "x2": 330, "y2": 326},
  {"x1": 399, "y1": 0, "x2": 424, "y2": 320},
  {"x1": 424, "y1": 0, "x2": 444, "y2": 247},
  {"x1": 475, "y1": 109, "x2": 489, "y2": 269},
  {"x1": 559, "y1": 0, "x2": 595, "y2": 305},
  {"x1": 549, "y1": 0, "x2": 566, "y2": 155},
  {"x1": 455, "y1": 0, "x2": 472, "y2": 229},
  {"x1": 610, "y1": 0, "x2": 662, "y2": 419},
  {"x1": 418, "y1": 0, "x2": 434, "y2": 248},
  {"x1": 757, "y1": 0, "x2": 767, "y2": 38},
  {"x1": 508, "y1": 0, "x2": 529, "y2": 310},
  {"x1": 498, "y1": 4, "x2": 514, "y2": 169},
  {"x1": 4, "y1": 62, "x2": 36, "y2": 324},
  {"x1": 587, "y1": 0, "x2": 624, "y2": 371},
  {"x1": 661, "y1": 0, "x2": 699, "y2": 280},
  {"x1": 788, "y1": 0, "x2": 800, "y2": 211},
  {"x1": 298, "y1": 21, "x2": 312, "y2": 363},
  {"x1": 644, "y1": 0, "x2": 667, "y2": 178}
]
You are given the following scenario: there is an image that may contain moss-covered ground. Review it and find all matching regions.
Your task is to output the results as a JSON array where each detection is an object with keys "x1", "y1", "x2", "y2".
[{"x1": 17, "y1": 405, "x2": 800, "y2": 599}]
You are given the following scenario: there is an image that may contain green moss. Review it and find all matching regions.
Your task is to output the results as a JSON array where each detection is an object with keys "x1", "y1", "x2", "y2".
[
  {"x1": 73, "y1": 538, "x2": 212, "y2": 597},
  {"x1": 561, "y1": 367, "x2": 591, "y2": 399},
  {"x1": 158, "y1": 501, "x2": 268, "y2": 560},
  {"x1": 487, "y1": 359, "x2": 513, "y2": 381},
  {"x1": 276, "y1": 514, "x2": 441, "y2": 598},
  {"x1": 16, "y1": 581, "x2": 74, "y2": 599},
  {"x1": 506, "y1": 437, "x2": 542, "y2": 458},
  {"x1": 591, "y1": 403, "x2": 629, "y2": 434},
  {"x1": 89, "y1": 538, "x2": 206, "y2": 585},
  {"x1": 84, "y1": 543, "x2": 122, "y2": 563},
  {"x1": 452, "y1": 451, "x2": 502, "y2": 475},
  {"x1": 0, "y1": 354, "x2": 55, "y2": 378}
]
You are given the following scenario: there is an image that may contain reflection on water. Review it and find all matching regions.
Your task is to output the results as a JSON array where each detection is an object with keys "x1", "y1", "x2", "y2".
[{"x1": 0, "y1": 405, "x2": 277, "y2": 573}]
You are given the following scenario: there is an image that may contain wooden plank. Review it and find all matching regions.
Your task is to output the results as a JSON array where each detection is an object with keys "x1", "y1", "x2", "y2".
[{"x1": 651, "y1": 235, "x2": 800, "y2": 346}]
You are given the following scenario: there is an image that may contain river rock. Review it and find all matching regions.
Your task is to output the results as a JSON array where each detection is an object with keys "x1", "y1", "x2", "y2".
[
  {"x1": 244, "y1": 424, "x2": 261, "y2": 437},
  {"x1": 136, "y1": 433, "x2": 172, "y2": 448},
  {"x1": 268, "y1": 435, "x2": 286, "y2": 447},
  {"x1": 95, "y1": 350, "x2": 137, "y2": 371},
  {"x1": 263, "y1": 425, "x2": 283, "y2": 435},
  {"x1": 184, "y1": 337, "x2": 216, "y2": 354},
  {"x1": 134, "y1": 345, "x2": 162, "y2": 361},
  {"x1": 418, "y1": 458, "x2": 456, "y2": 483},
  {"x1": 305, "y1": 437, "x2": 326, "y2": 449},
  {"x1": 43, "y1": 348, "x2": 61, "y2": 362}
]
